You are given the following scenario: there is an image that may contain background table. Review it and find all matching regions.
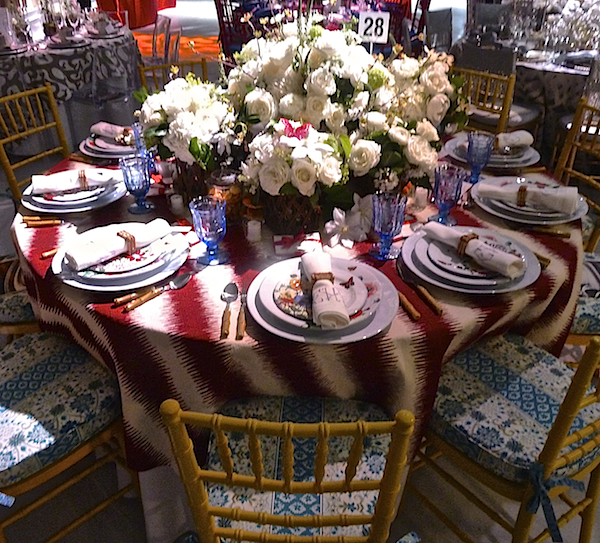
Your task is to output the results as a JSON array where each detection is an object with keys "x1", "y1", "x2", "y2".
[{"x1": 11, "y1": 161, "x2": 583, "y2": 542}]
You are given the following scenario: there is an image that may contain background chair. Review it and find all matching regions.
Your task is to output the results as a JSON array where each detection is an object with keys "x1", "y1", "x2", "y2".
[
  {"x1": 213, "y1": 0, "x2": 253, "y2": 63},
  {"x1": 406, "y1": 333, "x2": 600, "y2": 543},
  {"x1": 139, "y1": 59, "x2": 209, "y2": 94},
  {"x1": 141, "y1": 13, "x2": 173, "y2": 66},
  {"x1": 0, "y1": 83, "x2": 70, "y2": 202},
  {"x1": 453, "y1": 43, "x2": 541, "y2": 136},
  {"x1": 161, "y1": 395, "x2": 415, "y2": 543},
  {"x1": 424, "y1": 8, "x2": 452, "y2": 53},
  {"x1": 0, "y1": 331, "x2": 139, "y2": 542}
]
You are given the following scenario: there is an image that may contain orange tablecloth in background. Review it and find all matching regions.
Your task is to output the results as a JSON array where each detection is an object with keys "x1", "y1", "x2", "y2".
[{"x1": 97, "y1": 0, "x2": 169, "y2": 29}]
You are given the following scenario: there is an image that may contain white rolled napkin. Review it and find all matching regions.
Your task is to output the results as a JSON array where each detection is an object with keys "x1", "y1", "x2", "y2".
[
  {"x1": 30, "y1": 169, "x2": 124, "y2": 195},
  {"x1": 300, "y1": 253, "x2": 350, "y2": 329},
  {"x1": 477, "y1": 179, "x2": 579, "y2": 215},
  {"x1": 496, "y1": 130, "x2": 534, "y2": 149},
  {"x1": 90, "y1": 121, "x2": 130, "y2": 140},
  {"x1": 64, "y1": 218, "x2": 172, "y2": 271},
  {"x1": 422, "y1": 222, "x2": 526, "y2": 279}
]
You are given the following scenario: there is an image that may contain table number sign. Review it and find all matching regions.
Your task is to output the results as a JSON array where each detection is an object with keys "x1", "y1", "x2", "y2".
[{"x1": 358, "y1": 11, "x2": 391, "y2": 44}]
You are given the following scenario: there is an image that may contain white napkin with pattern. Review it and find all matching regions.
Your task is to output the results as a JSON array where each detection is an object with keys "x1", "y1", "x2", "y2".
[
  {"x1": 30, "y1": 168, "x2": 124, "y2": 195},
  {"x1": 477, "y1": 179, "x2": 579, "y2": 214},
  {"x1": 64, "y1": 219, "x2": 172, "y2": 271},
  {"x1": 90, "y1": 122, "x2": 130, "y2": 140},
  {"x1": 301, "y1": 253, "x2": 350, "y2": 329},
  {"x1": 422, "y1": 222, "x2": 526, "y2": 279},
  {"x1": 496, "y1": 130, "x2": 534, "y2": 149}
]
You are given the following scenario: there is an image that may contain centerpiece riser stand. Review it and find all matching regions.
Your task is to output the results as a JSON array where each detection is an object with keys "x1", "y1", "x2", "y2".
[{"x1": 262, "y1": 194, "x2": 322, "y2": 235}]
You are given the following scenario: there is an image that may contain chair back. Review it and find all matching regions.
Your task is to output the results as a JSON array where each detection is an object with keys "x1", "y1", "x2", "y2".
[
  {"x1": 474, "y1": 2, "x2": 511, "y2": 29},
  {"x1": 538, "y1": 337, "x2": 600, "y2": 481},
  {"x1": 425, "y1": 8, "x2": 452, "y2": 52},
  {"x1": 554, "y1": 96, "x2": 600, "y2": 251},
  {"x1": 0, "y1": 83, "x2": 70, "y2": 201},
  {"x1": 169, "y1": 29, "x2": 182, "y2": 64},
  {"x1": 160, "y1": 399, "x2": 415, "y2": 543},
  {"x1": 139, "y1": 59, "x2": 209, "y2": 94},
  {"x1": 410, "y1": 0, "x2": 431, "y2": 35},
  {"x1": 213, "y1": 0, "x2": 253, "y2": 60},
  {"x1": 152, "y1": 14, "x2": 172, "y2": 62}
]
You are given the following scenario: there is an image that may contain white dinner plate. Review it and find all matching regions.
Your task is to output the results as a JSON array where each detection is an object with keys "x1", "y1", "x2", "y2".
[
  {"x1": 471, "y1": 179, "x2": 589, "y2": 225},
  {"x1": 401, "y1": 228, "x2": 541, "y2": 294},
  {"x1": 46, "y1": 38, "x2": 89, "y2": 49},
  {"x1": 21, "y1": 182, "x2": 127, "y2": 214},
  {"x1": 79, "y1": 139, "x2": 136, "y2": 159},
  {"x1": 247, "y1": 258, "x2": 399, "y2": 344},
  {"x1": 258, "y1": 258, "x2": 381, "y2": 330},
  {"x1": 52, "y1": 233, "x2": 189, "y2": 292},
  {"x1": 93, "y1": 137, "x2": 135, "y2": 154},
  {"x1": 445, "y1": 132, "x2": 541, "y2": 169},
  {"x1": 30, "y1": 186, "x2": 107, "y2": 206}
]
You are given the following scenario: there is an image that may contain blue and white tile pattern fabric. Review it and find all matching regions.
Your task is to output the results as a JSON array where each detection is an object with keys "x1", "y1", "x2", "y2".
[
  {"x1": 571, "y1": 252, "x2": 600, "y2": 334},
  {"x1": 430, "y1": 334, "x2": 600, "y2": 483},
  {"x1": 206, "y1": 396, "x2": 393, "y2": 538},
  {"x1": 0, "y1": 291, "x2": 35, "y2": 324},
  {"x1": 0, "y1": 332, "x2": 121, "y2": 487},
  {"x1": 396, "y1": 533, "x2": 420, "y2": 543}
]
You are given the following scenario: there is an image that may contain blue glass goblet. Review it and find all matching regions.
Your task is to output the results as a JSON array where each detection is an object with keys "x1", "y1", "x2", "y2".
[
  {"x1": 189, "y1": 196, "x2": 229, "y2": 266},
  {"x1": 370, "y1": 192, "x2": 407, "y2": 261},
  {"x1": 429, "y1": 164, "x2": 467, "y2": 226},
  {"x1": 119, "y1": 155, "x2": 155, "y2": 214},
  {"x1": 467, "y1": 131, "x2": 495, "y2": 184}
]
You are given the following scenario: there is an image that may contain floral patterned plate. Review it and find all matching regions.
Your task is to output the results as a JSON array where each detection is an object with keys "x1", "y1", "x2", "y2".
[
  {"x1": 32, "y1": 186, "x2": 106, "y2": 205},
  {"x1": 87, "y1": 241, "x2": 165, "y2": 275},
  {"x1": 426, "y1": 230, "x2": 523, "y2": 280},
  {"x1": 258, "y1": 258, "x2": 383, "y2": 330}
]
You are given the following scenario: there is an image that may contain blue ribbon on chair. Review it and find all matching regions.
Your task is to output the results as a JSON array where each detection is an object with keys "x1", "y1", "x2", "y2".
[{"x1": 526, "y1": 462, "x2": 585, "y2": 542}]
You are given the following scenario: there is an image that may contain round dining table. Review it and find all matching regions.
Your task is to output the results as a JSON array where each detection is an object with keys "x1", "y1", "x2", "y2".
[{"x1": 11, "y1": 157, "x2": 583, "y2": 543}]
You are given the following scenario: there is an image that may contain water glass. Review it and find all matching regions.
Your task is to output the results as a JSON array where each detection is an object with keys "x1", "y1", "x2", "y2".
[
  {"x1": 119, "y1": 155, "x2": 155, "y2": 214},
  {"x1": 189, "y1": 196, "x2": 229, "y2": 266},
  {"x1": 370, "y1": 192, "x2": 407, "y2": 261},
  {"x1": 429, "y1": 165, "x2": 467, "y2": 226},
  {"x1": 467, "y1": 131, "x2": 495, "y2": 184}
]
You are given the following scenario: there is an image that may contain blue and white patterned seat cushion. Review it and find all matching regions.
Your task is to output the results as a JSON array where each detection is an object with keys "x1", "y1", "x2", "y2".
[
  {"x1": 0, "y1": 332, "x2": 121, "y2": 487},
  {"x1": 430, "y1": 334, "x2": 600, "y2": 484},
  {"x1": 206, "y1": 396, "x2": 396, "y2": 538},
  {"x1": 571, "y1": 252, "x2": 600, "y2": 334},
  {"x1": 0, "y1": 290, "x2": 35, "y2": 324}
]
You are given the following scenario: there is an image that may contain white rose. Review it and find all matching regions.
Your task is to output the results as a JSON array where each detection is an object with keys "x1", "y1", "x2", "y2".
[
  {"x1": 420, "y1": 65, "x2": 453, "y2": 96},
  {"x1": 390, "y1": 57, "x2": 420, "y2": 79},
  {"x1": 388, "y1": 126, "x2": 410, "y2": 146},
  {"x1": 427, "y1": 93, "x2": 451, "y2": 126},
  {"x1": 362, "y1": 111, "x2": 389, "y2": 133},
  {"x1": 244, "y1": 88, "x2": 277, "y2": 127},
  {"x1": 259, "y1": 156, "x2": 290, "y2": 196},
  {"x1": 324, "y1": 102, "x2": 347, "y2": 135},
  {"x1": 349, "y1": 139, "x2": 381, "y2": 177},
  {"x1": 416, "y1": 120, "x2": 440, "y2": 142},
  {"x1": 401, "y1": 89, "x2": 427, "y2": 123},
  {"x1": 405, "y1": 135, "x2": 438, "y2": 174},
  {"x1": 308, "y1": 66, "x2": 337, "y2": 96},
  {"x1": 348, "y1": 91, "x2": 370, "y2": 120},
  {"x1": 374, "y1": 85, "x2": 397, "y2": 111},
  {"x1": 319, "y1": 155, "x2": 343, "y2": 187},
  {"x1": 248, "y1": 132, "x2": 275, "y2": 163},
  {"x1": 163, "y1": 111, "x2": 196, "y2": 165},
  {"x1": 139, "y1": 94, "x2": 164, "y2": 128},
  {"x1": 291, "y1": 158, "x2": 318, "y2": 196},
  {"x1": 280, "y1": 93, "x2": 306, "y2": 120},
  {"x1": 303, "y1": 95, "x2": 328, "y2": 127}
]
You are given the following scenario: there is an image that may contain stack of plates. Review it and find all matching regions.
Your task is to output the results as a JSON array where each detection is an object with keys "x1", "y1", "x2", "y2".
[
  {"x1": 79, "y1": 136, "x2": 136, "y2": 160},
  {"x1": 471, "y1": 177, "x2": 588, "y2": 225},
  {"x1": 0, "y1": 45, "x2": 27, "y2": 56},
  {"x1": 400, "y1": 227, "x2": 541, "y2": 294},
  {"x1": 247, "y1": 257, "x2": 399, "y2": 344},
  {"x1": 52, "y1": 228, "x2": 189, "y2": 292},
  {"x1": 445, "y1": 132, "x2": 541, "y2": 170},
  {"x1": 21, "y1": 181, "x2": 127, "y2": 214}
]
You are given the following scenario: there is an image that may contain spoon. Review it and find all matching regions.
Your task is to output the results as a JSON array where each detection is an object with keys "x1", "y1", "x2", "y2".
[
  {"x1": 220, "y1": 282, "x2": 238, "y2": 339},
  {"x1": 122, "y1": 272, "x2": 194, "y2": 312}
]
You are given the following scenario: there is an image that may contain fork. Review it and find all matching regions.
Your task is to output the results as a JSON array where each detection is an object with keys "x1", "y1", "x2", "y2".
[{"x1": 235, "y1": 285, "x2": 248, "y2": 340}]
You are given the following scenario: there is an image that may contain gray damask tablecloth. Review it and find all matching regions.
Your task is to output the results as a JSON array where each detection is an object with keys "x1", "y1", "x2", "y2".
[
  {"x1": 0, "y1": 30, "x2": 141, "y2": 104},
  {"x1": 515, "y1": 61, "x2": 588, "y2": 163}
]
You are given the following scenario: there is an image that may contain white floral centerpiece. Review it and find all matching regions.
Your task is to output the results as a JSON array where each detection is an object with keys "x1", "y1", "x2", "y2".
[{"x1": 220, "y1": 15, "x2": 467, "y2": 234}]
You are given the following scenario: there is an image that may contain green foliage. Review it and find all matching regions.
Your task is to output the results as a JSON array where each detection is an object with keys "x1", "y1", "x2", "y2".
[
  {"x1": 133, "y1": 87, "x2": 149, "y2": 105},
  {"x1": 189, "y1": 139, "x2": 215, "y2": 170}
]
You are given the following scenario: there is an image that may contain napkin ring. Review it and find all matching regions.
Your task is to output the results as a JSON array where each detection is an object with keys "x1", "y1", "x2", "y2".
[
  {"x1": 517, "y1": 186, "x2": 527, "y2": 207},
  {"x1": 78, "y1": 170, "x2": 89, "y2": 190},
  {"x1": 117, "y1": 230, "x2": 137, "y2": 255},
  {"x1": 311, "y1": 272, "x2": 335, "y2": 284},
  {"x1": 457, "y1": 233, "x2": 479, "y2": 256}
]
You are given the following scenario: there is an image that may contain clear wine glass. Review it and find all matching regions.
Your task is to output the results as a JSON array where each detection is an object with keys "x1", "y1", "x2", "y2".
[
  {"x1": 429, "y1": 164, "x2": 467, "y2": 226},
  {"x1": 119, "y1": 155, "x2": 155, "y2": 214},
  {"x1": 467, "y1": 131, "x2": 495, "y2": 184},
  {"x1": 370, "y1": 192, "x2": 407, "y2": 261},
  {"x1": 189, "y1": 196, "x2": 229, "y2": 266}
]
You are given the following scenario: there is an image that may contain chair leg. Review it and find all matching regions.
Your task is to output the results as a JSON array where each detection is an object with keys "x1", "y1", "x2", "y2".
[
  {"x1": 512, "y1": 495, "x2": 536, "y2": 543},
  {"x1": 580, "y1": 466, "x2": 600, "y2": 543}
]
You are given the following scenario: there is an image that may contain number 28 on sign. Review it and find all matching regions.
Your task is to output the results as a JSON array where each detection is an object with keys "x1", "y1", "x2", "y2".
[{"x1": 358, "y1": 11, "x2": 391, "y2": 45}]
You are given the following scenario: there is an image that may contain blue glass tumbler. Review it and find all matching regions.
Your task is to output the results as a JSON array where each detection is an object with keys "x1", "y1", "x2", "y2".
[
  {"x1": 189, "y1": 196, "x2": 229, "y2": 266},
  {"x1": 370, "y1": 192, "x2": 407, "y2": 261},
  {"x1": 467, "y1": 131, "x2": 495, "y2": 184},
  {"x1": 119, "y1": 155, "x2": 155, "y2": 214}
]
